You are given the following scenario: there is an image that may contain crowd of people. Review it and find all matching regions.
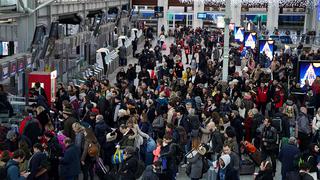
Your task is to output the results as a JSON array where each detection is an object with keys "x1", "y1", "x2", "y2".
[{"x1": 1, "y1": 24, "x2": 320, "y2": 180}]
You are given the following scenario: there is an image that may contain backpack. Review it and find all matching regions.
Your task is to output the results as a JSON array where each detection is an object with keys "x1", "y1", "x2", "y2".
[
  {"x1": 202, "y1": 156, "x2": 210, "y2": 174},
  {"x1": 87, "y1": 143, "x2": 99, "y2": 157},
  {"x1": 272, "y1": 116, "x2": 282, "y2": 133},
  {"x1": 134, "y1": 160, "x2": 145, "y2": 179},
  {"x1": 176, "y1": 126, "x2": 188, "y2": 145},
  {"x1": 286, "y1": 105, "x2": 294, "y2": 118}
]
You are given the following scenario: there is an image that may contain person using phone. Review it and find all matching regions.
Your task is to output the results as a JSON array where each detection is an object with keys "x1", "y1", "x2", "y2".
[{"x1": 6, "y1": 149, "x2": 30, "y2": 180}]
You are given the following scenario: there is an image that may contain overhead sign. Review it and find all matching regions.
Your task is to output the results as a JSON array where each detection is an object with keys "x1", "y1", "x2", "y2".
[
  {"x1": 197, "y1": 13, "x2": 207, "y2": 20},
  {"x1": 217, "y1": 16, "x2": 225, "y2": 28}
]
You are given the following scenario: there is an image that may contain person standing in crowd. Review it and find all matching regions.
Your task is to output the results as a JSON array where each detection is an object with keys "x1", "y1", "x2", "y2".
[
  {"x1": 6, "y1": 150, "x2": 29, "y2": 180},
  {"x1": 297, "y1": 107, "x2": 311, "y2": 152},
  {"x1": 186, "y1": 145, "x2": 206, "y2": 180},
  {"x1": 279, "y1": 137, "x2": 300, "y2": 180},
  {"x1": 62, "y1": 108, "x2": 77, "y2": 140},
  {"x1": 216, "y1": 154, "x2": 238, "y2": 180},
  {"x1": 261, "y1": 118, "x2": 278, "y2": 174},
  {"x1": 43, "y1": 131, "x2": 62, "y2": 180},
  {"x1": 27, "y1": 143, "x2": 49, "y2": 180},
  {"x1": 254, "y1": 160, "x2": 274, "y2": 180},
  {"x1": 59, "y1": 137, "x2": 81, "y2": 180},
  {"x1": 119, "y1": 146, "x2": 139, "y2": 180}
]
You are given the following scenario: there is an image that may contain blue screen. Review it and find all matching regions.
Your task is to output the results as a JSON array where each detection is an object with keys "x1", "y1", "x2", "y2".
[
  {"x1": 244, "y1": 32, "x2": 257, "y2": 49},
  {"x1": 234, "y1": 27, "x2": 244, "y2": 42},
  {"x1": 197, "y1": 13, "x2": 207, "y2": 19},
  {"x1": 259, "y1": 40, "x2": 274, "y2": 60},
  {"x1": 299, "y1": 62, "x2": 320, "y2": 87}
]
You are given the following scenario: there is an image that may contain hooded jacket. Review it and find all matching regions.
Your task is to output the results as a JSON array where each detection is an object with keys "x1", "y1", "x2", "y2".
[
  {"x1": 217, "y1": 154, "x2": 238, "y2": 180},
  {"x1": 6, "y1": 159, "x2": 25, "y2": 180}
]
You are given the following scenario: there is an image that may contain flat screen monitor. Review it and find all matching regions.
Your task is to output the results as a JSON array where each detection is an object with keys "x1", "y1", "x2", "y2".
[
  {"x1": 259, "y1": 40, "x2": 274, "y2": 61},
  {"x1": 244, "y1": 32, "x2": 257, "y2": 49},
  {"x1": 154, "y1": 6, "x2": 163, "y2": 12},
  {"x1": 298, "y1": 61, "x2": 320, "y2": 87},
  {"x1": 234, "y1": 27, "x2": 244, "y2": 42}
]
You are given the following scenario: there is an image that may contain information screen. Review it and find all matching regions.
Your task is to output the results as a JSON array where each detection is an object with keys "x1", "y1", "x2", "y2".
[{"x1": 259, "y1": 40, "x2": 274, "y2": 60}]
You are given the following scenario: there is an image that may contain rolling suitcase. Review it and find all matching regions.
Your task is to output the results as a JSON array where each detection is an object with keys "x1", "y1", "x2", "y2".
[{"x1": 240, "y1": 159, "x2": 255, "y2": 175}]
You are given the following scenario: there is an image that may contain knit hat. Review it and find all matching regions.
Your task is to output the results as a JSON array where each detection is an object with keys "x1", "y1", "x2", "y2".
[
  {"x1": 63, "y1": 108, "x2": 73, "y2": 115},
  {"x1": 96, "y1": 115, "x2": 104, "y2": 122},
  {"x1": 6, "y1": 130, "x2": 16, "y2": 140},
  {"x1": 220, "y1": 154, "x2": 231, "y2": 169}
]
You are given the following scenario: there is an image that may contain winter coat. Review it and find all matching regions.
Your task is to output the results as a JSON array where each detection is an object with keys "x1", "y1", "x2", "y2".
[
  {"x1": 261, "y1": 126, "x2": 278, "y2": 151},
  {"x1": 94, "y1": 121, "x2": 112, "y2": 149},
  {"x1": 312, "y1": 113, "x2": 320, "y2": 134},
  {"x1": 142, "y1": 165, "x2": 159, "y2": 180},
  {"x1": 59, "y1": 144, "x2": 81, "y2": 177},
  {"x1": 63, "y1": 116, "x2": 77, "y2": 140},
  {"x1": 152, "y1": 116, "x2": 164, "y2": 129},
  {"x1": 297, "y1": 112, "x2": 311, "y2": 135},
  {"x1": 211, "y1": 130, "x2": 224, "y2": 153},
  {"x1": 216, "y1": 164, "x2": 238, "y2": 180},
  {"x1": 119, "y1": 155, "x2": 138, "y2": 180},
  {"x1": 255, "y1": 169, "x2": 274, "y2": 180},
  {"x1": 187, "y1": 153, "x2": 203, "y2": 179},
  {"x1": 257, "y1": 87, "x2": 268, "y2": 103},
  {"x1": 28, "y1": 152, "x2": 49, "y2": 180},
  {"x1": 6, "y1": 159, "x2": 26, "y2": 180}
]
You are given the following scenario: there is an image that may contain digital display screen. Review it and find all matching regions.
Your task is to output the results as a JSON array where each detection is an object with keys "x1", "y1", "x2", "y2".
[
  {"x1": 2, "y1": 42, "x2": 8, "y2": 56},
  {"x1": 299, "y1": 62, "x2": 320, "y2": 87},
  {"x1": 259, "y1": 40, "x2": 274, "y2": 61},
  {"x1": 197, "y1": 13, "x2": 207, "y2": 19},
  {"x1": 10, "y1": 61, "x2": 16, "y2": 76},
  {"x1": 154, "y1": 6, "x2": 163, "y2": 12},
  {"x1": 234, "y1": 27, "x2": 244, "y2": 42},
  {"x1": 244, "y1": 32, "x2": 257, "y2": 49},
  {"x1": 2, "y1": 66, "x2": 9, "y2": 79}
]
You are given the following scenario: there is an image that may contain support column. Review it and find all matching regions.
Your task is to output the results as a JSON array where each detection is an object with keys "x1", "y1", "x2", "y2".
[
  {"x1": 231, "y1": 0, "x2": 241, "y2": 26},
  {"x1": 193, "y1": 0, "x2": 204, "y2": 29},
  {"x1": 222, "y1": 0, "x2": 231, "y2": 82},
  {"x1": 157, "y1": 0, "x2": 168, "y2": 36},
  {"x1": 267, "y1": 0, "x2": 279, "y2": 34},
  {"x1": 17, "y1": 0, "x2": 36, "y2": 52},
  {"x1": 304, "y1": 0, "x2": 317, "y2": 34}
]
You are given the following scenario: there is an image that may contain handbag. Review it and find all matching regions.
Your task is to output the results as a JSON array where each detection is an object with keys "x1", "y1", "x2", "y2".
[{"x1": 111, "y1": 149, "x2": 124, "y2": 164}]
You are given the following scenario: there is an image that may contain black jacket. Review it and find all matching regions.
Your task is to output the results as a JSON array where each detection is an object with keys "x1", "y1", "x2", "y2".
[
  {"x1": 94, "y1": 120, "x2": 112, "y2": 149},
  {"x1": 59, "y1": 144, "x2": 81, "y2": 177},
  {"x1": 119, "y1": 155, "x2": 138, "y2": 180},
  {"x1": 27, "y1": 152, "x2": 49, "y2": 180},
  {"x1": 255, "y1": 170, "x2": 274, "y2": 180}
]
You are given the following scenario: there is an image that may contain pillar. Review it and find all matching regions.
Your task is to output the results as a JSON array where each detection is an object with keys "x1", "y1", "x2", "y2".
[
  {"x1": 193, "y1": 0, "x2": 204, "y2": 29},
  {"x1": 267, "y1": 0, "x2": 279, "y2": 34},
  {"x1": 231, "y1": 0, "x2": 241, "y2": 26},
  {"x1": 222, "y1": 0, "x2": 231, "y2": 82},
  {"x1": 157, "y1": 0, "x2": 168, "y2": 36},
  {"x1": 17, "y1": 0, "x2": 36, "y2": 52},
  {"x1": 304, "y1": 0, "x2": 317, "y2": 34}
]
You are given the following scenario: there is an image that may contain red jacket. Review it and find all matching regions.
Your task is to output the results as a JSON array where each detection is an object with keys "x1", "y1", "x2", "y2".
[
  {"x1": 257, "y1": 87, "x2": 268, "y2": 103},
  {"x1": 274, "y1": 90, "x2": 284, "y2": 108}
]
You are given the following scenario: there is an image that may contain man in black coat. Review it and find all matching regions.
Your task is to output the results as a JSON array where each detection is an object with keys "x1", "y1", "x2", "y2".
[
  {"x1": 59, "y1": 138, "x2": 81, "y2": 180},
  {"x1": 27, "y1": 143, "x2": 49, "y2": 180},
  {"x1": 119, "y1": 146, "x2": 138, "y2": 180},
  {"x1": 44, "y1": 132, "x2": 62, "y2": 180},
  {"x1": 62, "y1": 108, "x2": 77, "y2": 140}
]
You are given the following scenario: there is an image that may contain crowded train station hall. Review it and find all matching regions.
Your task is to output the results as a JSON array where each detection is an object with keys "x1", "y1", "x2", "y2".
[{"x1": 0, "y1": 0, "x2": 320, "y2": 179}]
